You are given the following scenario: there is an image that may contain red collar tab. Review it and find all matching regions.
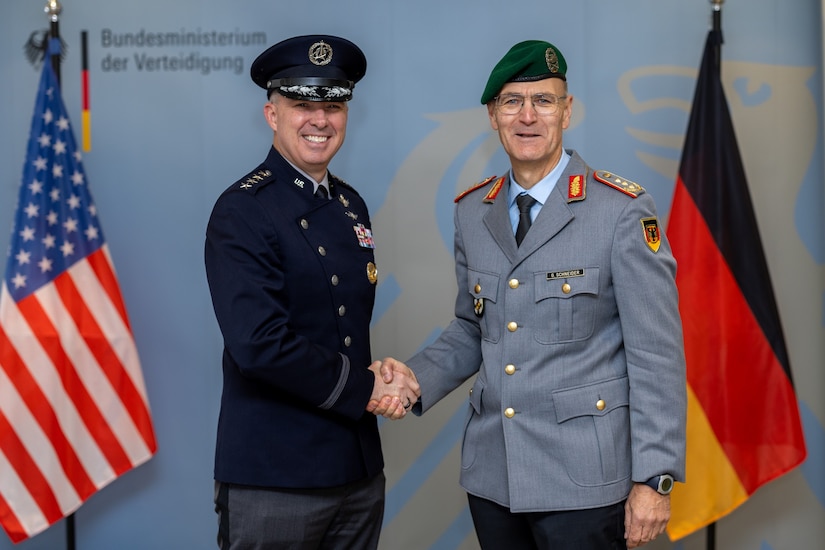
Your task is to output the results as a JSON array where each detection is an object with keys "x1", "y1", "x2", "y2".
[{"x1": 567, "y1": 174, "x2": 586, "y2": 202}]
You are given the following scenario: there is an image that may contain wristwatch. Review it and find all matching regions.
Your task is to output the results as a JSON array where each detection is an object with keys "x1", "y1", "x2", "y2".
[{"x1": 644, "y1": 474, "x2": 674, "y2": 495}]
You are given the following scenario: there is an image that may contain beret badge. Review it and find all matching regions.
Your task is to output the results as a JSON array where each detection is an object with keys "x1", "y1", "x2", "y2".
[
  {"x1": 309, "y1": 41, "x2": 333, "y2": 66},
  {"x1": 545, "y1": 47, "x2": 559, "y2": 73}
]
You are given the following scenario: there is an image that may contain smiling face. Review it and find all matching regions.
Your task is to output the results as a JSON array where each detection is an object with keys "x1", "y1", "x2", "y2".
[
  {"x1": 264, "y1": 94, "x2": 348, "y2": 182},
  {"x1": 487, "y1": 79, "x2": 572, "y2": 187}
]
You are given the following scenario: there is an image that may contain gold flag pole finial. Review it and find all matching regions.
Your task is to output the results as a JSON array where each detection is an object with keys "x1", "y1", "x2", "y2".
[{"x1": 44, "y1": 0, "x2": 62, "y2": 21}]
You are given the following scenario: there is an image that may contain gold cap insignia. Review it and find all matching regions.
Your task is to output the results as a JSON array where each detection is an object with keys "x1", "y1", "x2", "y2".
[
  {"x1": 545, "y1": 47, "x2": 559, "y2": 73},
  {"x1": 309, "y1": 41, "x2": 333, "y2": 66}
]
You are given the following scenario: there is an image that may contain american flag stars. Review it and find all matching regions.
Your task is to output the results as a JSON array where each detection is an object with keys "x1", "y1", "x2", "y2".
[{"x1": 6, "y1": 90, "x2": 103, "y2": 301}]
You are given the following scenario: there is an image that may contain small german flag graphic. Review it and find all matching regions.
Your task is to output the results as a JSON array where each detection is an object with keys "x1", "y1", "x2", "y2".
[{"x1": 81, "y1": 30, "x2": 91, "y2": 151}]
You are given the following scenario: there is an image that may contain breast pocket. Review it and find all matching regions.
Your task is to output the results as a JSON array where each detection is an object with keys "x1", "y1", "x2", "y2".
[
  {"x1": 467, "y1": 268, "x2": 500, "y2": 342},
  {"x1": 534, "y1": 267, "x2": 599, "y2": 344}
]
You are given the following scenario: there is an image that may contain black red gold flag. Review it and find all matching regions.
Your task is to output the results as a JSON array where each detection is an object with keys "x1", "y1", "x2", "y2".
[{"x1": 665, "y1": 28, "x2": 807, "y2": 540}]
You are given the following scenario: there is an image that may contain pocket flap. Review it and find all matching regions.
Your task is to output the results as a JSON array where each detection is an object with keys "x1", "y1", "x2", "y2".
[
  {"x1": 536, "y1": 267, "x2": 599, "y2": 301},
  {"x1": 467, "y1": 269, "x2": 500, "y2": 301},
  {"x1": 552, "y1": 376, "x2": 629, "y2": 423}
]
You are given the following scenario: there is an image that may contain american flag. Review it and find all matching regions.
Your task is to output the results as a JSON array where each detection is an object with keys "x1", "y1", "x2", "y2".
[{"x1": 0, "y1": 44, "x2": 157, "y2": 543}]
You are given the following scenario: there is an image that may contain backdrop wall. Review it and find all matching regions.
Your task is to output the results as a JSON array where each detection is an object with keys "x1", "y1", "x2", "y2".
[{"x1": 1, "y1": 1, "x2": 823, "y2": 549}]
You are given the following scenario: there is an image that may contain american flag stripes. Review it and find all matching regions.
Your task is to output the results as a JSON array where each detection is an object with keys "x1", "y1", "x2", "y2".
[{"x1": 0, "y1": 43, "x2": 157, "y2": 543}]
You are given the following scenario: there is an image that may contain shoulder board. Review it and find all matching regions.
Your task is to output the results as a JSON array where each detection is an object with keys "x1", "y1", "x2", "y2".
[
  {"x1": 454, "y1": 175, "x2": 501, "y2": 203},
  {"x1": 236, "y1": 167, "x2": 274, "y2": 191},
  {"x1": 330, "y1": 173, "x2": 361, "y2": 197},
  {"x1": 593, "y1": 170, "x2": 645, "y2": 198}
]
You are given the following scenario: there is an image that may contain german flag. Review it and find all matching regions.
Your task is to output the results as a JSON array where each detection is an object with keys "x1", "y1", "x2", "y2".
[
  {"x1": 81, "y1": 30, "x2": 91, "y2": 152},
  {"x1": 666, "y1": 29, "x2": 807, "y2": 540}
]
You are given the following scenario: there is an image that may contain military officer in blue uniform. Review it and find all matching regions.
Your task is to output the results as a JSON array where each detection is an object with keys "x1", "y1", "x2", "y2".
[
  {"x1": 374, "y1": 40, "x2": 686, "y2": 549},
  {"x1": 205, "y1": 35, "x2": 419, "y2": 549}
]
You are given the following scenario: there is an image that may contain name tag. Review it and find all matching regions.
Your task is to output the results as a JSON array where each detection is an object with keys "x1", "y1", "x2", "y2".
[{"x1": 546, "y1": 269, "x2": 584, "y2": 280}]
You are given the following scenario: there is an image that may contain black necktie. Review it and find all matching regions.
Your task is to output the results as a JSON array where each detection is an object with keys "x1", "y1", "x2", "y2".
[
  {"x1": 515, "y1": 194, "x2": 537, "y2": 246},
  {"x1": 315, "y1": 185, "x2": 329, "y2": 199}
]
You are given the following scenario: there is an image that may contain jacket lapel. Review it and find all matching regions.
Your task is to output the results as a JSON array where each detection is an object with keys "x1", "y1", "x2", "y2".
[{"x1": 483, "y1": 175, "x2": 520, "y2": 263}]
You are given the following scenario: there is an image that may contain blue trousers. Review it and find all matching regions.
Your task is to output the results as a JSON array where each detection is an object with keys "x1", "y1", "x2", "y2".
[
  {"x1": 214, "y1": 473, "x2": 385, "y2": 550},
  {"x1": 468, "y1": 493, "x2": 627, "y2": 550}
]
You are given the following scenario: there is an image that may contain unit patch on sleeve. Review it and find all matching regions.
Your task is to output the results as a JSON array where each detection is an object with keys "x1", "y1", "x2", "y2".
[{"x1": 640, "y1": 217, "x2": 661, "y2": 252}]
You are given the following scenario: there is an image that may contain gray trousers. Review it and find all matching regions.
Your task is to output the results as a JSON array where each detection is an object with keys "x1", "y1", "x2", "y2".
[{"x1": 214, "y1": 473, "x2": 385, "y2": 550}]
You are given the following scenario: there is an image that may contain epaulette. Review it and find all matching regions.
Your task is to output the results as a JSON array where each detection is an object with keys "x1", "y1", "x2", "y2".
[
  {"x1": 236, "y1": 167, "x2": 274, "y2": 191},
  {"x1": 454, "y1": 175, "x2": 504, "y2": 203},
  {"x1": 593, "y1": 170, "x2": 645, "y2": 198},
  {"x1": 330, "y1": 173, "x2": 361, "y2": 197}
]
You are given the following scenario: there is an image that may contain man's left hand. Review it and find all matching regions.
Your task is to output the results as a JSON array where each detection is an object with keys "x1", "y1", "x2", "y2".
[{"x1": 624, "y1": 483, "x2": 670, "y2": 548}]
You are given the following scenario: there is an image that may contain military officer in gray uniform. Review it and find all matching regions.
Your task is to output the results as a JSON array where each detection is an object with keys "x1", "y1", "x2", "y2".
[
  {"x1": 205, "y1": 35, "x2": 419, "y2": 549},
  {"x1": 373, "y1": 40, "x2": 686, "y2": 549}
]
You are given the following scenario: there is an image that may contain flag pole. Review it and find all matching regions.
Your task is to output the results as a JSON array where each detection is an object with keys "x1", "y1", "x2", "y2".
[
  {"x1": 706, "y1": 7, "x2": 723, "y2": 548},
  {"x1": 44, "y1": 4, "x2": 73, "y2": 548},
  {"x1": 705, "y1": 0, "x2": 720, "y2": 542},
  {"x1": 44, "y1": 0, "x2": 62, "y2": 86}
]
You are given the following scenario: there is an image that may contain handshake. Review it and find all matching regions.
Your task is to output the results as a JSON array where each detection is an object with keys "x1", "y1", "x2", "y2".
[{"x1": 366, "y1": 357, "x2": 419, "y2": 420}]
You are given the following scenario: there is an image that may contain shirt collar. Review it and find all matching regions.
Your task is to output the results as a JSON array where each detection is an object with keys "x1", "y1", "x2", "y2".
[
  {"x1": 283, "y1": 156, "x2": 330, "y2": 196},
  {"x1": 508, "y1": 150, "x2": 571, "y2": 207}
]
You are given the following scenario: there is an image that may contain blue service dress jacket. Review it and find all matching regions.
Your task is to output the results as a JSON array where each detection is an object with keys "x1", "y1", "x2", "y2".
[
  {"x1": 409, "y1": 150, "x2": 687, "y2": 512},
  {"x1": 205, "y1": 146, "x2": 381, "y2": 488}
]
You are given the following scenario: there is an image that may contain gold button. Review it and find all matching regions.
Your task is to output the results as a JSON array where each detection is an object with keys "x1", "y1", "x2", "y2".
[
  {"x1": 474, "y1": 283, "x2": 482, "y2": 294},
  {"x1": 300, "y1": 219, "x2": 309, "y2": 229},
  {"x1": 343, "y1": 336, "x2": 352, "y2": 347},
  {"x1": 504, "y1": 407, "x2": 515, "y2": 418},
  {"x1": 596, "y1": 399, "x2": 606, "y2": 411},
  {"x1": 505, "y1": 364, "x2": 516, "y2": 375},
  {"x1": 509, "y1": 279, "x2": 519, "y2": 289},
  {"x1": 338, "y1": 305, "x2": 346, "y2": 316},
  {"x1": 562, "y1": 283, "x2": 571, "y2": 294},
  {"x1": 318, "y1": 246, "x2": 327, "y2": 256},
  {"x1": 507, "y1": 321, "x2": 518, "y2": 332},
  {"x1": 331, "y1": 275, "x2": 339, "y2": 286}
]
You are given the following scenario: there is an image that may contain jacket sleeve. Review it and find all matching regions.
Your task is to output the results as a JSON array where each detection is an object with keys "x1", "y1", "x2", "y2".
[
  {"x1": 612, "y1": 194, "x2": 687, "y2": 482},
  {"x1": 409, "y1": 201, "x2": 484, "y2": 414},
  {"x1": 204, "y1": 189, "x2": 373, "y2": 421}
]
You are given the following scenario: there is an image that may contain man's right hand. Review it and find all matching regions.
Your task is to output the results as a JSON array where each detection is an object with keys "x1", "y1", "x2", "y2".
[{"x1": 366, "y1": 357, "x2": 419, "y2": 419}]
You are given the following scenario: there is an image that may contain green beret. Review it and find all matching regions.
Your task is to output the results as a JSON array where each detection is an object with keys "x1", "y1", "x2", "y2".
[{"x1": 480, "y1": 40, "x2": 567, "y2": 105}]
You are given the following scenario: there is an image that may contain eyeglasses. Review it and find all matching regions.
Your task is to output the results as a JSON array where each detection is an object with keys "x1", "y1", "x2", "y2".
[{"x1": 494, "y1": 93, "x2": 567, "y2": 116}]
